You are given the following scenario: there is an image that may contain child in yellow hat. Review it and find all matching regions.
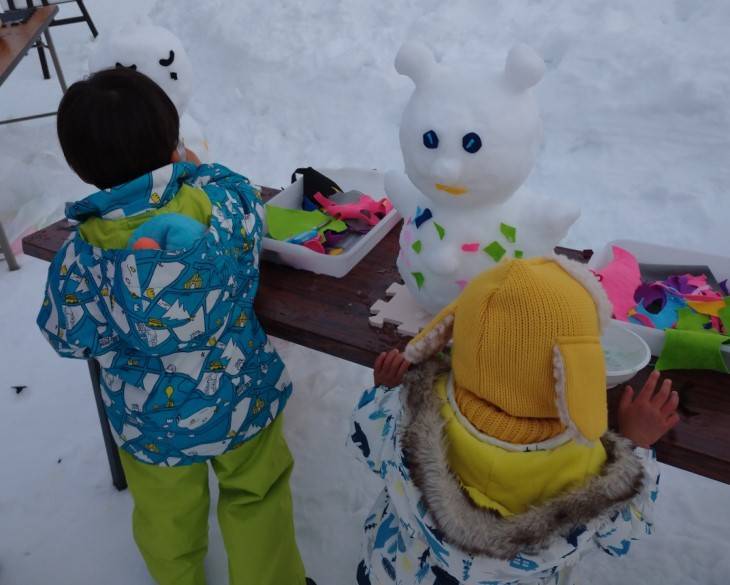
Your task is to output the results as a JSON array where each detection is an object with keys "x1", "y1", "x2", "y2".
[{"x1": 350, "y1": 256, "x2": 678, "y2": 585}]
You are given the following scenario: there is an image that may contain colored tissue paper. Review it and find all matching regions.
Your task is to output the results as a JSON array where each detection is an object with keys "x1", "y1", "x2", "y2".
[
  {"x1": 628, "y1": 309, "x2": 655, "y2": 328},
  {"x1": 656, "y1": 329, "x2": 730, "y2": 373},
  {"x1": 710, "y1": 316, "x2": 723, "y2": 334},
  {"x1": 640, "y1": 263, "x2": 719, "y2": 289},
  {"x1": 414, "y1": 207, "x2": 433, "y2": 229},
  {"x1": 323, "y1": 231, "x2": 348, "y2": 247},
  {"x1": 412, "y1": 272, "x2": 425, "y2": 289},
  {"x1": 634, "y1": 283, "x2": 666, "y2": 308},
  {"x1": 302, "y1": 237, "x2": 326, "y2": 254},
  {"x1": 265, "y1": 205, "x2": 346, "y2": 241},
  {"x1": 663, "y1": 273, "x2": 710, "y2": 296},
  {"x1": 483, "y1": 241, "x2": 506, "y2": 262},
  {"x1": 633, "y1": 293, "x2": 685, "y2": 330},
  {"x1": 596, "y1": 246, "x2": 642, "y2": 321},
  {"x1": 676, "y1": 307, "x2": 715, "y2": 333},
  {"x1": 686, "y1": 274, "x2": 710, "y2": 289},
  {"x1": 434, "y1": 222, "x2": 446, "y2": 240},
  {"x1": 691, "y1": 291, "x2": 723, "y2": 301},
  {"x1": 686, "y1": 299, "x2": 727, "y2": 318},
  {"x1": 720, "y1": 280, "x2": 729, "y2": 296},
  {"x1": 719, "y1": 300, "x2": 730, "y2": 334},
  {"x1": 500, "y1": 222, "x2": 517, "y2": 244}
]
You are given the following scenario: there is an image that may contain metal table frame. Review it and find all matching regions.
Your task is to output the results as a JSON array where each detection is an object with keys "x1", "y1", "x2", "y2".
[
  {"x1": 0, "y1": 6, "x2": 67, "y2": 125},
  {"x1": 0, "y1": 220, "x2": 20, "y2": 270}
]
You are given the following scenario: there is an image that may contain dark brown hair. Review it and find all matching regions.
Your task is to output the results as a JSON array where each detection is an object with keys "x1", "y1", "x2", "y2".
[{"x1": 57, "y1": 67, "x2": 179, "y2": 189}]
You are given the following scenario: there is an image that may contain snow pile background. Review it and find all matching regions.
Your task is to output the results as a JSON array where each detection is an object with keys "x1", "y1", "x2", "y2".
[{"x1": 1, "y1": 1, "x2": 729, "y2": 584}]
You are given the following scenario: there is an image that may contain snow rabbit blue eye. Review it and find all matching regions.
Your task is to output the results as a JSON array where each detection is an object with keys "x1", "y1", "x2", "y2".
[
  {"x1": 462, "y1": 132, "x2": 482, "y2": 153},
  {"x1": 423, "y1": 130, "x2": 439, "y2": 149}
]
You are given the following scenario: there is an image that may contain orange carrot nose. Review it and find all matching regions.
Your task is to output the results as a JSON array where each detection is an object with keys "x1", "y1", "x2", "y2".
[{"x1": 132, "y1": 237, "x2": 162, "y2": 251}]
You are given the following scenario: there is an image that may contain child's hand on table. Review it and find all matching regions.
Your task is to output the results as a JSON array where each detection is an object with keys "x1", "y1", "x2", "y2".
[
  {"x1": 618, "y1": 370, "x2": 680, "y2": 448},
  {"x1": 184, "y1": 148, "x2": 202, "y2": 166},
  {"x1": 172, "y1": 145, "x2": 201, "y2": 166},
  {"x1": 374, "y1": 349, "x2": 410, "y2": 388}
]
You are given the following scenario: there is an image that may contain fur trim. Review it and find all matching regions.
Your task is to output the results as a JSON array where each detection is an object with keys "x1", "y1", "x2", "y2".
[
  {"x1": 405, "y1": 314, "x2": 454, "y2": 364},
  {"x1": 552, "y1": 345, "x2": 591, "y2": 446},
  {"x1": 401, "y1": 358, "x2": 646, "y2": 560},
  {"x1": 552, "y1": 253, "x2": 612, "y2": 332}
]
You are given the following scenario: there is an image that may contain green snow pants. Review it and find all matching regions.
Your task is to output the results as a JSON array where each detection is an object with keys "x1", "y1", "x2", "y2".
[{"x1": 119, "y1": 415, "x2": 306, "y2": 585}]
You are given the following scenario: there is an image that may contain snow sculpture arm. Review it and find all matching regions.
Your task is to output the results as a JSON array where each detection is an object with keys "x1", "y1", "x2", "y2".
[
  {"x1": 592, "y1": 447, "x2": 660, "y2": 557},
  {"x1": 517, "y1": 189, "x2": 581, "y2": 247},
  {"x1": 542, "y1": 197, "x2": 580, "y2": 241},
  {"x1": 384, "y1": 170, "x2": 424, "y2": 218}
]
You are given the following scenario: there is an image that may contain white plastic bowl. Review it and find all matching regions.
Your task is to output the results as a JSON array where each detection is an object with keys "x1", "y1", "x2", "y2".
[{"x1": 601, "y1": 322, "x2": 652, "y2": 388}]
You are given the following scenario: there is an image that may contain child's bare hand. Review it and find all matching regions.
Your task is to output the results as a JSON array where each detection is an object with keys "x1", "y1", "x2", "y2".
[
  {"x1": 374, "y1": 349, "x2": 410, "y2": 388},
  {"x1": 184, "y1": 148, "x2": 201, "y2": 166},
  {"x1": 618, "y1": 370, "x2": 680, "y2": 448}
]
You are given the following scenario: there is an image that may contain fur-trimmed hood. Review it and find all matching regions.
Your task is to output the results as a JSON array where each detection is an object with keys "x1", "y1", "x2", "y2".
[{"x1": 401, "y1": 357, "x2": 646, "y2": 560}]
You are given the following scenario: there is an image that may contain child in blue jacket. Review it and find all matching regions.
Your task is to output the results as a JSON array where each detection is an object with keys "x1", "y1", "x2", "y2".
[{"x1": 38, "y1": 67, "x2": 311, "y2": 585}]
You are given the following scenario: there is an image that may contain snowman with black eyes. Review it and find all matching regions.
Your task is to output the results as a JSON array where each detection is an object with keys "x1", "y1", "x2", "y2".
[
  {"x1": 88, "y1": 23, "x2": 208, "y2": 160},
  {"x1": 385, "y1": 42, "x2": 580, "y2": 314}
]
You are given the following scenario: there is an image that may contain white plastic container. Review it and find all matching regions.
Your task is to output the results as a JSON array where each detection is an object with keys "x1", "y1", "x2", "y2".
[
  {"x1": 262, "y1": 168, "x2": 400, "y2": 278},
  {"x1": 589, "y1": 239, "x2": 730, "y2": 361}
]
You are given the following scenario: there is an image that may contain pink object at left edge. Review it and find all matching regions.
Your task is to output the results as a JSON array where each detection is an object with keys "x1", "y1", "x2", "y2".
[{"x1": 596, "y1": 245, "x2": 641, "y2": 321}]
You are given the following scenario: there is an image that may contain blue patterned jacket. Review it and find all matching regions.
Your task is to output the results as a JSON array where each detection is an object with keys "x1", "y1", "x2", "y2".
[{"x1": 37, "y1": 162, "x2": 292, "y2": 466}]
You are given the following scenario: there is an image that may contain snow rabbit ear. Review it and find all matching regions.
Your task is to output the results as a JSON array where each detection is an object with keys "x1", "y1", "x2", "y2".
[
  {"x1": 395, "y1": 41, "x2": 437, "y2": 86},
  {"x1": 504, "y1": 44, "x2": 545, "y2": 92}
]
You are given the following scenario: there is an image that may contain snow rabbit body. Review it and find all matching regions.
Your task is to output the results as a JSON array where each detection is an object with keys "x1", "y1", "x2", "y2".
[{"x1": 386, "y1": 42, "x2": 580, "y2": 313}]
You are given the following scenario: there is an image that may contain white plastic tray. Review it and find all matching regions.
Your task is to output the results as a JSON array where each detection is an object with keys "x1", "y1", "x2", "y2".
[
  {"x1": 589, "y1": 239, "x2": 730, "y2": 359},
  {"x1": 262, "y1": 168, "x2": 400, "y2": 278}
]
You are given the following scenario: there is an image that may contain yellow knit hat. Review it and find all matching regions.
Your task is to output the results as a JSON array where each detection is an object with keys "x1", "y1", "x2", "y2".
[{"x1": 405, "y1": 256, "x2": 612, "y2": 445}]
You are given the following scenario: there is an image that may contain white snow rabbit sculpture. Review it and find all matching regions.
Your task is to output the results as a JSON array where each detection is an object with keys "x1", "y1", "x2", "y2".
[
  {"x1": 88, "y1": 24, "x2": 209, "y2": 161},
  {"x1": 385, "y1": 42, "x2": 580, "y2": 314}
]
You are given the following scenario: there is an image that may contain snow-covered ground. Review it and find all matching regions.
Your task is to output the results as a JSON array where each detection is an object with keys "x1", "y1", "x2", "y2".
[{"x1": 1, "y1": 1, "x2": 729, "y2": 584}]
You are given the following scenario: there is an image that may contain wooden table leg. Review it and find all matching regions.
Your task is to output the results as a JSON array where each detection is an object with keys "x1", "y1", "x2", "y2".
[{"x1": 87, "y1": 360, "x2": 127, "y2": 491}]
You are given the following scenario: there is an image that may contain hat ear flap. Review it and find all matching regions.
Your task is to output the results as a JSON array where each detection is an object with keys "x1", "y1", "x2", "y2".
[
  {"x1": 405, "y1": 300, "x2": 457, "y2": 364},
  {"x1": 553, "y1": 336, "x2": 608, "y2": 444},
  {"x1": 552, "y1": 253, "x2": 612, "y2": 332}
]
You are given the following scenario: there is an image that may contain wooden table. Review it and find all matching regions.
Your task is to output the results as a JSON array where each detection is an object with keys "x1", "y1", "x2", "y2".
[
  {"x1": 22, "y1": 187, "x2": 730, "y2": 487},
  {"x1": 0, "y1": 5, "x2": 68, "y2": 124}
]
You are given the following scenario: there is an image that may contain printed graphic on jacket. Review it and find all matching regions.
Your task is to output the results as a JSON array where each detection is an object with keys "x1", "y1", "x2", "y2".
[
  {"x1": 349, "y1": 379, "x2": 659, "y2": 585},
  {"x1": 38, "y1": 162, "x2": 292, "y2": 466}
]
